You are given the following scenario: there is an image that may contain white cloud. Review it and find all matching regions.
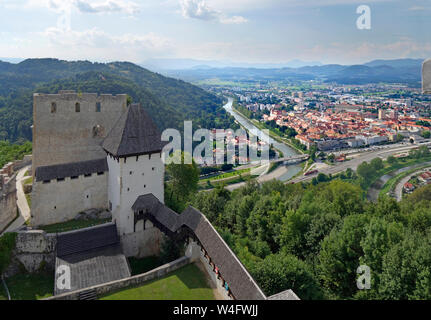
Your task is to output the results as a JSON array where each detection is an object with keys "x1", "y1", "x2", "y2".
[
  {"x1": 180, "y1": 0, "x2": 247, "y2": 24},
  {"x1": 22, "y1": 0, "x2": 140, "y2": 15},
  {"x1": 42, "y1": 27, "x2": 170, "y2": 49},
  {"x1": 73, "y1": 0, "x2": 140, "y2": 15}
]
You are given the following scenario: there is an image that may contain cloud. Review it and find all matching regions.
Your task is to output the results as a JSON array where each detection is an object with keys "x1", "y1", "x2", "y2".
[
  {"x1": 22, "y1": 0, "x2": 140, "y2": 15},
  {"x1": 42, "y1": 27, "x2": 170, "y2": 50},
  {"x1": 180, "y1": 0, "x2": 247, "y2": 24},
  {"x1": 73, "y1": 0, "x2": 140, "y2": 15}
]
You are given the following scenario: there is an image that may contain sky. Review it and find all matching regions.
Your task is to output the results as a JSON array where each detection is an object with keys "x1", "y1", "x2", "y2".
[{"x1": 0, "y1": 0, "x2": 430, "y2": 66}]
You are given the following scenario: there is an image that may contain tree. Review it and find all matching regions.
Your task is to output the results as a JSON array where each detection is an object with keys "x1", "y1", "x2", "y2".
[
  {"x1": 251, "y1": 253, "x2": 323, "y2": 299},
  {"x1": 327, "y1": 154, "x2": 335, "y2": 163},
  {"x1": 387, "y1": 156, "x2": 397, "y2": 165},
  {"x1": 421, "y1": 130, "x2": 431, "y2": 139},
  {"x1": 370, "y1": 158, "x2": 384, "y2": 171},
  {"x1": 165, "y1": 151, "x2": 200, "y2": 212},
  {"x1": 318, "y1": 214, "x2": 370, "y2": 298},
  {"x1": 379, "y1": 232, "x2": 431, "y2": 299}
]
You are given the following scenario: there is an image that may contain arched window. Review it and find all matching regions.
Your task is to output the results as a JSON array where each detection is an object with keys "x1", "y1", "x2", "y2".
[
  {"x1": 75, "y1": 102, "x2": 80, "y2": 112},
  {"x1": 51, "y1": 102, "x2": 57, "y2": 113},
  {"x1": 96, "y1": 102, "x2": 101, "y2": 112}
]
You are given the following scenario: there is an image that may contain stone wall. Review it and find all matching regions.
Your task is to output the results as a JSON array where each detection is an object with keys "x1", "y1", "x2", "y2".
[
  {"x1": 32, "y1": 91, "x2": 127, "y2": 176},
  {"x1": 120, "y1": 220, "x2": 163, "y2": 258},
  {"x1": 4, "y1": 229, "x2": 57, "y2": 278},
  {"x1": 0, "y1": 173, "x2": 17, "y2": 233},
  {"x1": 186, "y1": 241, "x2": 232, "y2": 300},
  {"x1": 31, "y1": 171, "x2": 108, "y2": 227},
  {"x1": 45, "y1": 256, "x2": 190, "y2": 300}
]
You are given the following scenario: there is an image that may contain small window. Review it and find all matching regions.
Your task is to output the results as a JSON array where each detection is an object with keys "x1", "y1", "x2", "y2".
[
  {"x1": 129, "y1": 171, "x2": 133, "y2": 175},
  {"x1": 71, "y1": 176, "x2": 78, "y2": 180},
  {"x1": 84, "y1": 173, "x2": 92, "y2": 177},
  {"x1": 144, "y1": 185, "x2": 146, "y2": 188},
  {"x1": 109, "y1": 201, "x2": 112, "y2": 211},
  {"x1": 57, "y1": 178, "x2": 65, "y2": 182},
  {"x1": 75, "y1": 102, "x2": 80, "y2": 112},
  {"x1": 51, "y1": 102, "x2": 57, "y2": 113},
  {"x1": 152, "y1": 167, "x2": 155, "y2": 171},
  {"x1": 127, "y1": 188, "x2": 130, "y2": 192},
  {"x1": 54, "y1": 206, "x2": 57, "y2": 210},
  {"x1": 86, "y1": 195, "x2": 89, "y2": 199},
  {"x1": 43, "y1": 180, "x2": 50, "y2": 184},
  {"x1": 96, "y1": 102, "x2": 101, "y2": 112},
  {"x1": 97, "y1": 172, "x2": 104, "y2": 176}
]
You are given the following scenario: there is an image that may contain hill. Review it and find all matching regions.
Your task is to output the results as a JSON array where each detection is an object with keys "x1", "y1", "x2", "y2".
[
  {"x1": 0, "y1": 59, "x2": 236, "y2": 142},
  {"x1": 165, "y1": 58, "x2": 425, "y2": 86}
]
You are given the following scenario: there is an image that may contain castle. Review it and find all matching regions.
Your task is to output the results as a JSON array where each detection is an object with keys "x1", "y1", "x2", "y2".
[{"x1": 29, "y1": 90, "x2": 298, "y2": 300}]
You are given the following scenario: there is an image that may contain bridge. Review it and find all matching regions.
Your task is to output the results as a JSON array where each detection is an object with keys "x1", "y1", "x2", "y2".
[{"x1": 271, "y1": 154, "x2": 309, "y2": 165}]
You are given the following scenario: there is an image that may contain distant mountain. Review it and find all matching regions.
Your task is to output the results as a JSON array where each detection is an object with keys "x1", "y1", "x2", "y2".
[
  {"x1": 0, "y1": 58, "x2": 236, "y2": 142},
  {"x1": 364, "y1": 58, "x2": 424, "y2": 68},
  {"x1": 142, "y1": 58, "x2": 322, "y2": 71},
  {"x1": 165, "y1": 58, "x2": 424, "y2": 86}
]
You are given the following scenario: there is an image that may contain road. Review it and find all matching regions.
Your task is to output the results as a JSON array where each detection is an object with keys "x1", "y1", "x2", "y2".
[
  {"x1": 394, "y1": 165, "x2": 431, "y2": 202},
  {"x1": 2, "y1": 166, "x2": 31, "y2": 235},
  {"x1": 290, "y1": 143, "x2": 431, "y2": 185}
]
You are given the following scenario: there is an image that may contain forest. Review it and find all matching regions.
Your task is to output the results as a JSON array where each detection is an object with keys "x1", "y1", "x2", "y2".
[
  {"x1": 0, "y1": 59, "x2": 236, "y2": 142},
  {"x1": 164, "y1": 151, "x2": 431, "y2": 300}
]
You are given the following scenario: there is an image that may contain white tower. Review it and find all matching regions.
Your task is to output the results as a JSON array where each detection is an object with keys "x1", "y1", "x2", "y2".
[{"x1": 102, "y1": 104, "x2": 165, "y2": 236}]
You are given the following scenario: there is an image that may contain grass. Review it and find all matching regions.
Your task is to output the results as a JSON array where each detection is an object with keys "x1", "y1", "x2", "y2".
[
  {"x1": 128, "y1": 256, "x2": 163, "y2": 276},
  {"x1": 39, "y1": 218, "x2": 110, "y2": 233},
  {"x1": 25, "y1": 194, "x2": 31, "y2": 208},
  {"x1": 2, "y1": 273, "x2": 54, "y2": 300},
  {"x1": 23, "y1": 177, "x2": 33, "y2": 185},
  {"x1": 199, "y1": 168, "x2": 251, "y2": 184},
  {"x1": 100, "y1": 264, "x2": 215, "y2": 300}
]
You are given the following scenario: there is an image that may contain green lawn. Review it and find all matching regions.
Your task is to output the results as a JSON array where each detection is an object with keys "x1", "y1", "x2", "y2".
[
  {"x1": 128, "y1": 256, "x2": 163, "y2": 276},
  {"x1": 40, "y1": 218, "x2": 111, "y2": 233},
  {"x1": 2, "y1": 273, "x2": 54, "y2": 300},
  {"x1": 101, "y1": 264, "x2": 215, "y2": 300}
]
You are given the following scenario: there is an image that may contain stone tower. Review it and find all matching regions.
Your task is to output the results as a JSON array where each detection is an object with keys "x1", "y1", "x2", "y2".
[
  {"x1": 32, "y1": 91, "x2": 127, "y2": 176},
  {"x1": 102, "y1": 104, "x2": 166, "y2": 236}
]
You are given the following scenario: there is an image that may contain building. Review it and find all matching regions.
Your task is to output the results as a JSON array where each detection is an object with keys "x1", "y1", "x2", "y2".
[{"x1": 30, "y1": 91, "x2": 299, "y2": 300}]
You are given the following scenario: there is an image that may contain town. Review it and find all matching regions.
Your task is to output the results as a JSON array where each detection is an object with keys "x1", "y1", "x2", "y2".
[{"x1": 214, "y1": 83, "x2": 431, "y2": 152}]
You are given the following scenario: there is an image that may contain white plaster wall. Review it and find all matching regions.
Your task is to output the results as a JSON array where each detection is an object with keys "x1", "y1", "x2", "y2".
[
  {"x1": 31, "y1": 173, "x2": 108, "y2": 227},
  {"x1": 109, "y1": 153, "x2": 164, "y2": 236}
]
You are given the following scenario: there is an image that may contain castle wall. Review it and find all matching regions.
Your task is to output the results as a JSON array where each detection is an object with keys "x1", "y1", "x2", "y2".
[
  {"x1": 0, "y1": 175, "x2": 17, "y2": 233},
  {"x1": 108, "y1": 153, "x2": 165, "y2": 236},
  {"x1": 186, "y1": 241, "x2": 232, "y2": 300},
  {"x1": 120, "y1": 220, "x2": 163, "y2": 258},
  {"x1": 4, "y1": 230, "x2": 57, "y2": 278},
  {"x1": 31, "y1": 172, "x2": 108, "y2": 227},
  {"x1": 32, "y1": 91, "x2": 127, "y2": 175}
]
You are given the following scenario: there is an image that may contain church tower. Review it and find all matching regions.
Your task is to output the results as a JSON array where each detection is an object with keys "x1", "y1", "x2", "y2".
[{"x1": 102, "y1": 104, "x2": 166, "y2": 236}]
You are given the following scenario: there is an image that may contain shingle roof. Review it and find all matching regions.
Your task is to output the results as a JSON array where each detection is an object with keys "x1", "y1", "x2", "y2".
[
  {"x1": 132, "y1": 194, "x2": 270, "y2": 300},
  {"x1": 102, "y1": 103, "x2": 167, "y2": 158},
  {"x1": 267, "y1": 289, "x2": 300, "y2": 300},
  {"x1": 35, "y1": 158, "x2": 108, "y2": 182}
]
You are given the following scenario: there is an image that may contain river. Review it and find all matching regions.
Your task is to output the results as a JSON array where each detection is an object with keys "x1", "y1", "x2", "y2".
[{"x1": 223, "y1": 98, "x2": 302, "y2": 182}]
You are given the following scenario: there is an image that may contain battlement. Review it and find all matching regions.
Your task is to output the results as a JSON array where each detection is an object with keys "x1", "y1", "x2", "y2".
[{"x1": 34, "y1": 91, "x2": 127, "y2": 114}]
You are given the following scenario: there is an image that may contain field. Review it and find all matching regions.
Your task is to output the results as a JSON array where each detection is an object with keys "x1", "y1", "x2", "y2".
[{"x1": 100, "y1": 264, "x2": 215, "y2": 300}]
